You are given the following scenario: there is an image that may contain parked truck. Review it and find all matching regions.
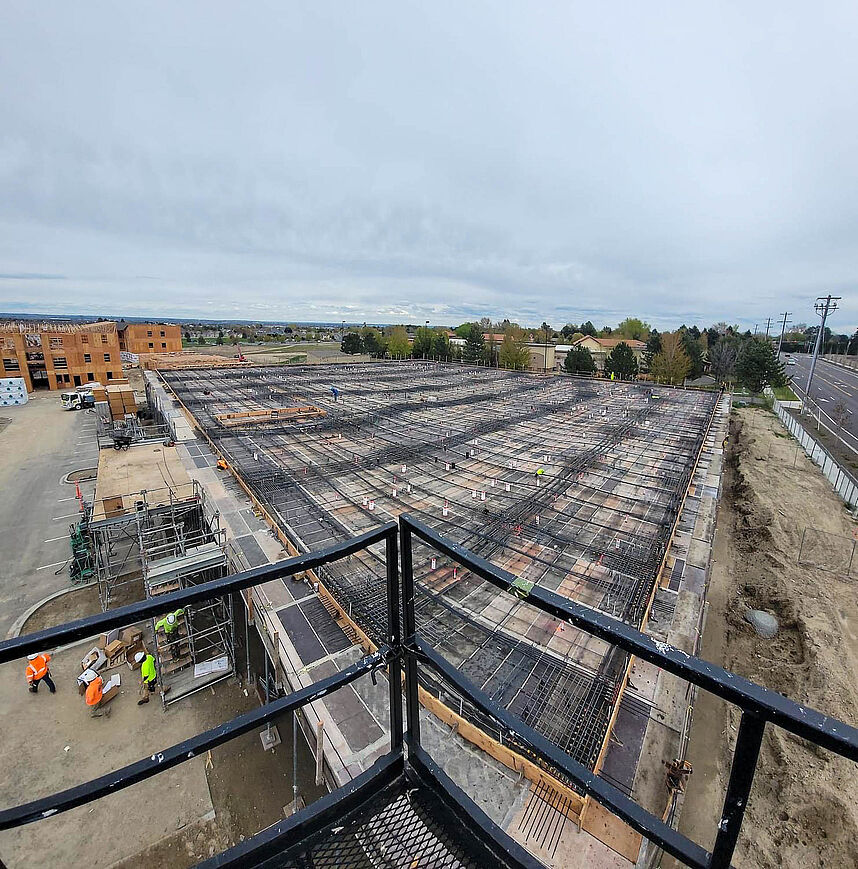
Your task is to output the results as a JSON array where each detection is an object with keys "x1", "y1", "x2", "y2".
[{"x1": 61, "y1": 388, "x2": 96, "y2": 410}]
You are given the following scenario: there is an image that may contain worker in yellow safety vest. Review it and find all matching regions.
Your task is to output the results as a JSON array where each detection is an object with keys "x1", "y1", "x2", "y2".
[
  {"x1": 26, "y1": 653, "x2": 56, "y2": 694},
  {"x1": 135, "y1": 652, "x2": 170, "y2": 705},
  {"x1": 155, "y1": 609, "x2": 185, "y2": 660}
]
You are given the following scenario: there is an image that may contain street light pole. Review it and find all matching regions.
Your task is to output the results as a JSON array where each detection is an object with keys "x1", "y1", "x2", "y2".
[{"x1": 805, "y1": 295, "x2": 840, "y2": 399}]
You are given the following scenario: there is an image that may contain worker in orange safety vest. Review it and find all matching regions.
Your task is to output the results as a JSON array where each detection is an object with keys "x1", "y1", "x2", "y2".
[
  {"x1": 26, "y1": 653, "x2": 56, "y2": 694},
  {"x1": 85, "y1": 675, "x2": 110, "y2": 718}
]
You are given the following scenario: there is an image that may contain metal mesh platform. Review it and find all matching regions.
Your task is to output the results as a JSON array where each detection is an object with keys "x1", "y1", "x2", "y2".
[
  {"x1": 259, "y1": 781, "x2": 486, "y2": 869},
  {"x1": 205, "y1": 749, "x2": 541, "y2": 869}
]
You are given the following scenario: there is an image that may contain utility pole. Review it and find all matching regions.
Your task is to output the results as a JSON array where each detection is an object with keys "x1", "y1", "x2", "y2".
[
  {"x1": 776, "y1": 312, "x2": 791, "y2": 357},
  {"x1": 764, "y1": 317, "x2": 773, "y2": 339},
  {"x1": 805, "y1": 295, "x2": 840, "y2": 399}
]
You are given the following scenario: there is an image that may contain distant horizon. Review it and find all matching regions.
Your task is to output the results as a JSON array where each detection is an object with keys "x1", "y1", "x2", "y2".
[{"x1": 0, "y1": 308, "x2": 846, "y2": 338}]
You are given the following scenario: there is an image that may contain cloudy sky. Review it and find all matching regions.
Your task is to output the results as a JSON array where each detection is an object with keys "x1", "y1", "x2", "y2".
[{"x1": 1, "y1": 2, "x2": 856, "y2": 331}]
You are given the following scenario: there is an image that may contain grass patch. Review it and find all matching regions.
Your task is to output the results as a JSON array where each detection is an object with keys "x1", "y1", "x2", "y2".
[{"x1": 773, "y1": 385, "x2": 799, "y2": 401}]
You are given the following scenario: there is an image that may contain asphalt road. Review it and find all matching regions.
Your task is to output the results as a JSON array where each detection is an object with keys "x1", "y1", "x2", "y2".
[
  {"x1": 0, "y1": 392, "x2": 98, "y2": 637},
  {"x1": 787, "y1": 353, "x2": 858, "y2": 437}
]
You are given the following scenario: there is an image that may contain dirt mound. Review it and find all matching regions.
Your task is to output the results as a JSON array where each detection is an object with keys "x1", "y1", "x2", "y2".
[{"x1": 681, "y1": 409, "x2": 858, "y2": 869}]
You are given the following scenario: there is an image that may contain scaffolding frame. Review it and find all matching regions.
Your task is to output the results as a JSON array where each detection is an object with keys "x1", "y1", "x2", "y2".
[{"x1": 87, "y1": 479, "x2": 237, "y2": 705}]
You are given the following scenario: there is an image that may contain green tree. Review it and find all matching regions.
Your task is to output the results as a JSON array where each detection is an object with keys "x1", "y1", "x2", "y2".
[
  {"x1": 216, "y1": 330, "x2": 224, "y2": 345},
  {"x1": 643, "y1": 329, "x2": 662, "y2": 371},
  {"x1": 579, "y1": 321, "x2": 597, "y2": 336},
  {"x1": 412, "y1": 326, "x2": 433, "y2": 357},
  {"x1": 431, "y1": 330, "x2": 451, "y2": 358},
  {"x1": 649, "y1": 331, "x2": 691, "y2": 385},
  {"x1": 560, "y1": 323, "x2": 579, "y2": 338},
  {"x1": 386, "y1": 325, "x2": 411, "y2": 357},
  {"x1": 196, "y1": 334, "x2": 206, "y2": 345},
  {"x1": 360, "y1": 328, "x2": 385, "y2": 357},
  {"x1": 462, "y1": 323, "x2": 486, "y2": 363},
  {"x1": 735, "y1": 338, "x2": 786, "y2": 394},
  {"x1": 603, "y1": 342, "x2": 638, "y2": 380},
  {"x1": 183, "y1": 331, "x2": 191, "y2": 341},
  {"x1": 616, "y1": 317, "x2": 651, "y2": 341},
  {"x1": 562, "y1": 345, "x2": 597, "y2": 374},
  {"x1": 499, "y1": 326, "x2": 531, "y2": 369},
  {"x1": 341, "y1": 332, "x2": 362, "y2": 354},
  {"x1": 679, "y1": 327, "x2": 705, "y2": 379}
]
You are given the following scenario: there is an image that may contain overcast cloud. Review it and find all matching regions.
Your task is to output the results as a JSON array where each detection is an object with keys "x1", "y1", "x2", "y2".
[{"x1": 0, "y1": 2, "x2": 856, "y2": 331}]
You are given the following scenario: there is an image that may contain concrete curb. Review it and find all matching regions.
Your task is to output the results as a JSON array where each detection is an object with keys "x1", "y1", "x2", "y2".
[{"x1": 5, "y1": 581, "x2": 97, "y2": 640}]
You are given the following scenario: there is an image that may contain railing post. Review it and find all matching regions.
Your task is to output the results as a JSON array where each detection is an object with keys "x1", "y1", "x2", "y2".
[
  {"x1": 385, "y1": 528, "x2": 404, "y2": 750},
  {"x1": 399, "y1": 520, "x2": 421, "y2": 747},
  {"x1": 709, "y1": 711, "x2": 765, "y2": 868}
]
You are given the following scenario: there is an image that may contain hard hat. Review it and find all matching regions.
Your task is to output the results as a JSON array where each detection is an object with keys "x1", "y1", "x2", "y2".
[
  {"x1": 27, "y1": 653, "x2": 39, "y2": 660},
  {"x1": 166, "y1": 613, "x2": 176, "y2": 625},
  {"x1": 135, "y1": 651, "x2": 145, "y2": 664}
]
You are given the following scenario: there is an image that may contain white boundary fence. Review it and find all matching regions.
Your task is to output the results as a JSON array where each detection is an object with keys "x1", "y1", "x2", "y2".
[{"x1": 773, "y1": 397, "x2": 858, "y2": 510}]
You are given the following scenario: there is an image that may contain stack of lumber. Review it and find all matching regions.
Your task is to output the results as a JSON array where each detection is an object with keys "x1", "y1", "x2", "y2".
[{"x1": 105, "y1": 384, "x2": 137, "y2": 420}]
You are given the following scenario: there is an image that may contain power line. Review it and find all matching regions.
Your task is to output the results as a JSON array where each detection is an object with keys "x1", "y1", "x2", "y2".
[
  {"x1": 806, "y1": 295, "x2": 840, "y2": 398},
  {"x1": 776, "y1": 312, "x2": 792, "y2": 357}
]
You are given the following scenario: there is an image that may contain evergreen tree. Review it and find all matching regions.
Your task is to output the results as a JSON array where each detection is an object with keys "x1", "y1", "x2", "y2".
[
  {"x1": 643, "y1": 329, "x2": 662, "y2": 371},
  {"x1": 341, "y1": 332, "x2": 362, "y2": 354},
  {"x1": 360, "y1": 328, "x2": 385, "y2": 357},
  {"x1": 412, "y1": 326, "x2": 433, "y2": 357},
  {"x1": 463, "y1": 324, "x2": 486, "y2": 363},
  {"x1": 735, "y1": 338, "x2": 787, "y2": 393},
  {"x1": 562, "y1": 346, "x2": 596, "y2": 374},
  {"x1": 603, "y1": 342, "x2": 638, "y2": 380}
]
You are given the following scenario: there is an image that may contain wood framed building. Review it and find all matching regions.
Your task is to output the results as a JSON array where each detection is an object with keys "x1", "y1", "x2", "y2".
[
  {"x1": 0, "y1": 321, "x2": 122, "y2": 391},
  {"x1": 117, "y1": 321, "x2": 182, "y2": 355}
]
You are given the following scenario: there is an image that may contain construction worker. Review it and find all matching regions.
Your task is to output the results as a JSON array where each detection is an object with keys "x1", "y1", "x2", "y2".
[
  {"x1": 155, "y1": 609, "x2": 185, "y2": 660},
  {"x1": 135, "y1": 651, "x2": 169, "y2": 704},
  {"x1": 26, "y1": 652, "x2": 56, "y2": 694},
  {"x1": 85, "y1": 675, "x2": 110, "y2": 718}
]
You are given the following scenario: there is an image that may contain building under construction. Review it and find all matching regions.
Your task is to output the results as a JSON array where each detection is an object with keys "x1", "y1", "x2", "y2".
[{"x1": 159, "y1": 362, "x2": 719, "y2": 801}]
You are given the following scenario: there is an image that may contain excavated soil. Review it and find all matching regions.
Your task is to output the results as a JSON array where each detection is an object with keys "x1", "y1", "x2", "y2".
[{"x1": 677, "y1": 408, "x2": 858, "y2": 869}]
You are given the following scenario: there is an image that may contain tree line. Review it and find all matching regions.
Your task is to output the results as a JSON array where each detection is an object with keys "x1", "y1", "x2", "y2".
[{"x1": 339, "y1": 316, "x2": 795, "y2": 394}]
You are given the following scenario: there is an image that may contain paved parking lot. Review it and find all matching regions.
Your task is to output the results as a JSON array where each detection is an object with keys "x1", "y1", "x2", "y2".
[{"x1": 0, "y1": 392, "x2": 99, "y2": 637}]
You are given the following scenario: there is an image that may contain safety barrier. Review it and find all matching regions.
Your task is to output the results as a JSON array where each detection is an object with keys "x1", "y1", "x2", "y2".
[
  {"x1": 0, "y1": 516, "x2": 856, "y2": 869},
  {"x1": 772, "y1": 397, "x2": 858, "y2": 509}
]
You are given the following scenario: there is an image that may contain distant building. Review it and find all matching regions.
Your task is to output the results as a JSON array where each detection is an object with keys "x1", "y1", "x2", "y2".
[
  {"x1": 525, "y1": 342, "x2": 556, "y2": 372},
  {"x1": 117, "y1": 320, "x2": 182, "y2": 355},
  {"x1": 556, "y1": 336, "x2": 647, "y2": 372},
  {"x1": 0, "y1": 321, "x2": 122, "y2": 391}
]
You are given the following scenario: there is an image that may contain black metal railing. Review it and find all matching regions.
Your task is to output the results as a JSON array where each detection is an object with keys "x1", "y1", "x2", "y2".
[
  {"x1": 0, "y1": 515, "x2": 856, "y2": 869},
  {"x1": 398, "y1": 513, "x2": 858, "y2": 869}
]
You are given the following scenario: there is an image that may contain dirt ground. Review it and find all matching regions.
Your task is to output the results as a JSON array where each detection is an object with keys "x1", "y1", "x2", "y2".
[
  {"x1": 1, "y1": 592, "x2": 324, "y2": 868},
  {"x1": 674, "y1": 408, "x2": 858, "y2": 868}
]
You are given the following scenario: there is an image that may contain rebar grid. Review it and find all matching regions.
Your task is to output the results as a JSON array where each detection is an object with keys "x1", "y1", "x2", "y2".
[{"x1": 162, "y1": 363, "x2": 716, "y2": 772}]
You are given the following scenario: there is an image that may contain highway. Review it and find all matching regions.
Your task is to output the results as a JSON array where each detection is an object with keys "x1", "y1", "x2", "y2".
[{"x1": 787, "y1": 353, "x2": 858, "y2": 439}]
